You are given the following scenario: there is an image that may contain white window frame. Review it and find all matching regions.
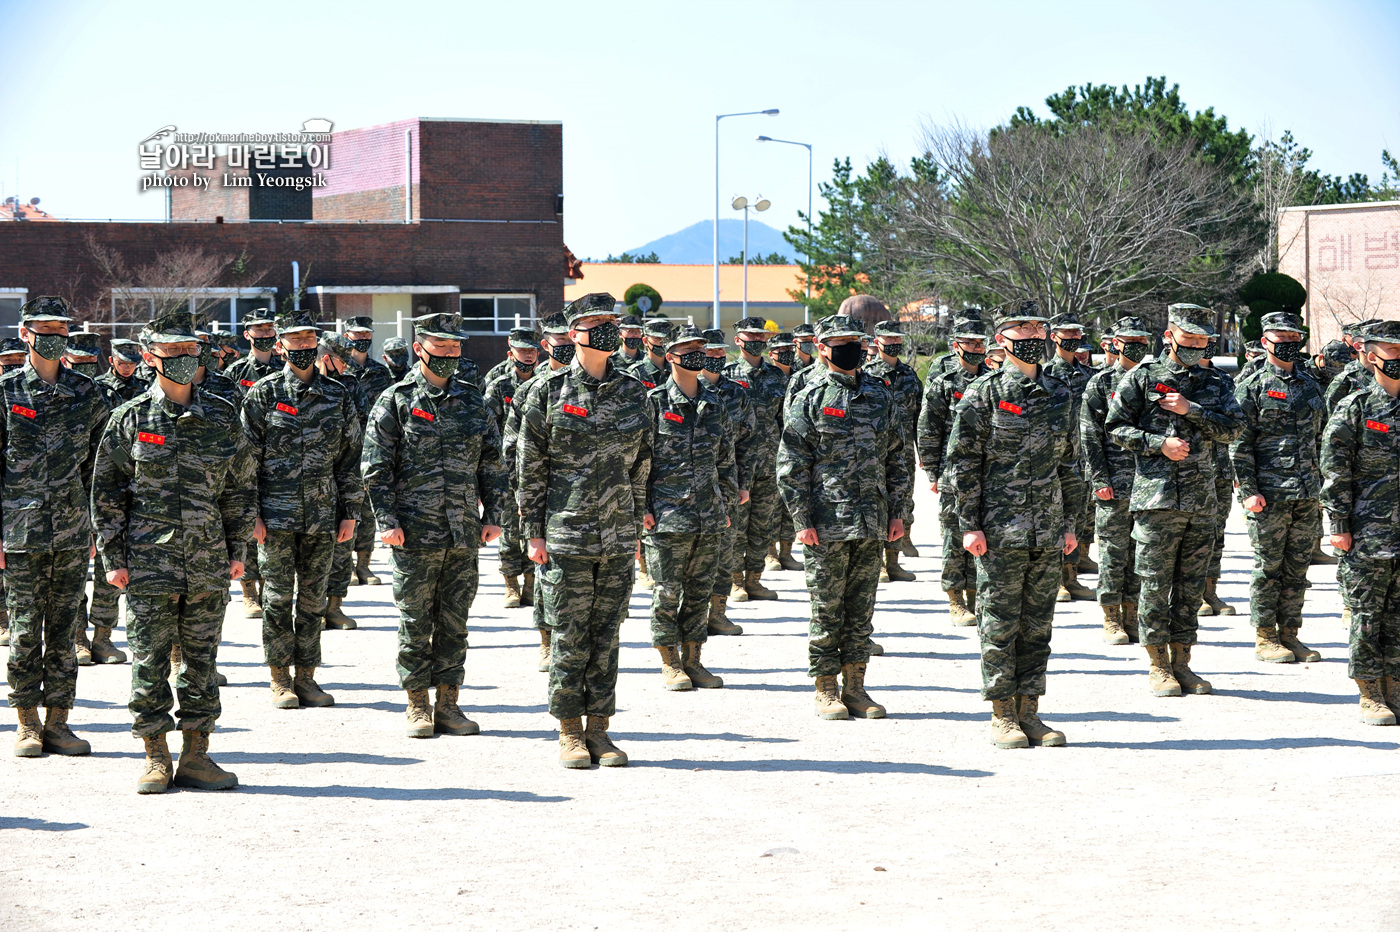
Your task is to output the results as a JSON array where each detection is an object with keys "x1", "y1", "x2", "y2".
[
  {"x1": 459, "y1": 294, "x2": 536, "y2": 334},
  {"x1": 0, "y1": 288, "x2": 28, "y2": 334},
  {"x1": 110, "y1": 287, "x2": 278, "y2": 331}
]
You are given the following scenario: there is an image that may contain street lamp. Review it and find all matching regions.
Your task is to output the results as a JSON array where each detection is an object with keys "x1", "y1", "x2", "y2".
[
  {"x1": 715, "y1": 108, "x2": 779, "y2": 329},
  {"x1": 731, "y1": 194, "x2": 771, "y2": 319},
  {"x1": 756, "y1": 135, "x2": 813, "y2": 323}
]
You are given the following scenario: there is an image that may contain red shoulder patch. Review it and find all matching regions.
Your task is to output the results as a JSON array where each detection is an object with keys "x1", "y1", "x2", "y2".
[
  {"x1": 663, "y1": 411, "x2": 683, "y2": 423},
  {"x1": 1154, "y1": 382, "x2": 1175, "y2": 394},
  {"x1": 275, "y1": 402, "x2": 298, "y2": 416},
  {"x1": 735, "y1": 380, "x2": 750, "y2": 389},
  {"x1": 953, "y1": 391, "x2": 963, "y2": 400},
  {"x1": 137, "y1": 431, "x2": 165, "y2": 445},
  {"x1": 503, "y1": 396, "x2": 513, "y2": 405},
  {"x1": 411, "y1": 408, "x2": 434, "y2": 422},
  {"x1": 563, "y1": 403, "x2": 588, "y2": 417},
  {"x1": 240, "y1": 379, "x2": 256, "y2": 388},
  {"x1": 998, "y1": 400, "x2": 1022, "y2": 415},
  {"x1": 1366, "y1": 420, "x2": 1390, "y2": 433},
  {"x1": 822, "y1": 406, "x2": 846, "y2": 418},
  {"x1": 10, "y1": 404, "x2": 35, "y2": 419},
  {"x1": 642, "y1": 380, "x2": 656, "y2": 388},
  {"x1": 1267, "y1": 389, "x2": 1287, "y2": 400}
]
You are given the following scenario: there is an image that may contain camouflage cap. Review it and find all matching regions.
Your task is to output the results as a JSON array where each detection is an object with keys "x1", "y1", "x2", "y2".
[
  {"x1": 1244, "y1": 340, "x2": 1264, "y2": 356},
  {"x1": 1322, "y1": 339, "x2": 1355, "y2": 364},
  {"x1": 343, "y1": 315, "x2": 375, "y2": 334},
  {"x1": 1167, "y1": 303, "x2": 1215, "y2": 336},
  {"x1": 65, "y1": 332, "x2": 103, "y2": 357},
  {"x1": 109, "y1": 338, "x2": 143, "y2": 362},
  {"x1": 993, "y1": 299, "x2": 1048, "y2": 332},
  {"x1": 1112, "y1": 314, "x2": 1152, "y2": 338},
  {"x1": 1048, "y1": 312, "x2": 1083, "y2": 331},
  {"x1": 619, "y1": 314, "x2": 643, "y2": 329},
  {"x1": 565, "y1": 293, "x2": 618, "y2": 327},
  {"x1": 320, "y1": 335, "x2": 351, "y2": 362},
  {"x1": 873, "y1": 320, "x2": 904, "y2": 338},
  {"x1": 540, "y1": 311, "x2": 570, "y2": 335},
  {"x1": 769, "y1": 330, "x2": 796, "y2": 348},
  {"x1": 1364, "y1": 319, "x2": 1400, "y2": 344},
  {"x1": 665, "y1": 324, "x2": 707, "y2": 353},
  {"x1": 20, "y1": 295, "x2": 74, "y2": 323},
  {"x1": 815, "y1": 315, "x2": 865, "y2": 342},
  {"x1": 791, "y1": 323, "x2": 815, "y2": 338},
  {"x1": 214, "y1": 331, "x2": 240, "y2": 349},
  {"x1": 274, "y1": 310, "x2": 321, "y2": 335},
  {"x1": 383, "y1": 336, "x2": 408, "y2": 353},
  {"x1": 0, "y1": 337, "x2": 27, "y2": 356},
  {"x1": 143, "y1": 312, "x2": 200, "y2": 345},
  {"x1": 734, "y1": 316, "x2": 770, "y2": 335},
  {"x1": 702, "y1": 327, "x2": 727, "y2": 350},
  {"x1": 507, "y1": 326, "x2": 540, "y2": 349},
  {"x1": 413, "y1": 312, "x2": 470, "y2": 341},
  {"x1": 642, "y1": 319, "x2": 675, "y2": 340},
  {"x1": 950, "y1": 317, "x2": 987, "y2": 340},
  {"x1": 241, "y1": 306, "x2": 275, "y2": 326},
  {"x1": 1260, "y1": 311, "x2": 1305, "y2": 334}
]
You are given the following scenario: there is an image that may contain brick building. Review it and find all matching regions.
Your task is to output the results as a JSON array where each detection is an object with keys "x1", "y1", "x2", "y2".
[{"x1": 0, "y1": 117, "x2": 570, "y2": 366}]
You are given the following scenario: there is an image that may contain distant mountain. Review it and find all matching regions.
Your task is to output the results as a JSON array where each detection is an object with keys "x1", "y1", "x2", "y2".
[{"x1": 624, "y1": 219, "x2": 793, "y2": 265}]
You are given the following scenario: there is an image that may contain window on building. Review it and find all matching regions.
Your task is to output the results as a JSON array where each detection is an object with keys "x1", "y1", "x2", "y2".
[
  {"x1": 0, "y1": 291, "x2": 26, "y2": 336},
  {"x1": 460, "y1": 294, "x2": 536, "y2": 333}
]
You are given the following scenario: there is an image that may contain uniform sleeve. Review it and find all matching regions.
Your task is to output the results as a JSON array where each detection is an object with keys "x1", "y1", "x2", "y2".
[
  {"x1": 629, "y1": 394, "x2": 653, "y2": 533},
  {"x1": 776, "y1": 390, "x2": 818, "y2": 534},
  {"x1": 1229, "y1": 380, "x2": 1263, "y2": 501},
  {"x1": 220, "y1": 413, "x2": 257, "y2": 564},
  {"x1": 733, "y1": 392, "x2": 755, "y2": 492},
  {"x1": 360, "y1": 392, "x2": 402, "y2": 533},
  {"x1": 1057, "y1": 408, "x2": 1079, "y2": 539},
  {"x1": 475, "y1": 402, "x2": 508, "y2": 529},
  {"x1": 81, "y1": 388, "x2": 111, "y2": 497},
  {"x1": 333, "y1": 391, "x2": 365, "y2": 523},
  {"x1": 1325, "y1": 372, "x2": 1352, "y2": 413},
  {"x1": 1182, "y1": 374, "x2": 1246, "y2": 443},
  {"x1": 717, "y1": 411, "x2": 740, "y2": 516},
  {"x1": 516, "y1": 380, "x2": 551, "y2": 541},
  {"x1": 90, "y1": 411, "x2": 135, "y2": 571},
  {"x1": 1080, "y1": 377, "x2": 1113, "y2": 491},
  {"x1": 1320, "y1": 398, "x2": 1361, "y2": 536},
  {"x1": 917, "y1": 375, "x2": 949, "y2": 480},
  {"x1": 884, "y1": 397, "x2": 912, "y2": 524},
  {"x1": 1106, "y1": 369, "x2": 1165, "y2": 456},
  {"x1": 947, "y1": 385, "x2": 992, "y2": 536}
]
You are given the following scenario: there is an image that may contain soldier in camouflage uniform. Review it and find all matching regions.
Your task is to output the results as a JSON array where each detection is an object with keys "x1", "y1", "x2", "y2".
[
  {"x1": 1325, "y1": 319, "x2": 1382, "y2": 413},
  {"x1": 1321, "y1": 319, "x2": 1400, "y2": 724},
  {"x1": 1081, "y1": 316, "x2": 1152, "y2": 645},
  {"x1": 700, "y1": 327, "x2": 753, "y2": 638},
  {"x1": 91, "y1": 312, "x2": 254, "y2": 793},
  {"x1": 763, "y1": 331, "x2": 804, "y2": 574},
  {"x1": 483, "y1": 326, "x2": 541, "y2": 610},
  {"x1": 725, "y1": 315, "x2": 786, "y2": 602},
  {"x1": 866, "y1": 320, "x2": 923, "y2": 580},
  {"x1": 1193, "y1": 342, "x2": 1240, "y2": 617},
  {"x1": 318, "y1": 336, "x2": 371, "y2": 631},
  {"x1": 1106, "y1": 304, "x2": 1246, "y2": 698},
  {"x1": 362, "y1": 312, "x2": 507, "y2": 738},
  {"x1": 628, "y1": 318, "x2": 673, "y2": 389},
  {"x1": 948, "y1": 301, "x2": 1076, "y2": 749},
  {"x1": 1231, "y1": 311, "x2": 1326, "y2": 665},
  {"x1": 792, "y1": 323, "x2": 816, "y2": 372},
  {"x1": 382, "y1": 336, "x2": 410, "y2": 383},
  {"x1": 3, "y1": 296, "x2": 109, "y2": 758},
  {"x1": 454, "y1": 349, "x2": 483, "y2": 390},
  {"x1": 1099, "y1": 326, "x2": 1119, "y2": 369},
  {"x1": 615, "y1": 314, "x2": 645, "y2": 369},
  {"x1": 342, "y1": 317, "x2": 396, "y2": 587},
  {"x1": 779, "y1": 313, "x2": 909, "y2": 721},
  {"x1": 518, "y1": 293, "x2": 652, "y2": 768},
  {"x1": 0, "y1": 336, "x2": 29, "y2": 373},
  {"x1": 643, "y1": 325, "x2": 738, "y2": 691},
  {"x1": 1237, "y1": 340, "x2": 1267, "y2": 384},
  {"x1": 241, "y1": 310, "x2": 363, "y2": 710},
  {"x1": 917, "y1": 316, "x2": 987, "y2": 626},
  {"x1": 1044, "y1": 313, "x2": 1097, "y2": 602},
  {"x1": 1302, "y1": 339, "x2": 1351, "y2": 393}
]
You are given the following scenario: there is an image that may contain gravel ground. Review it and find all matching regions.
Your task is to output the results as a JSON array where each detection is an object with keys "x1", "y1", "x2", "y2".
[{"x1": 4, "y1": 483, "x2": 1398, "y2": 931}]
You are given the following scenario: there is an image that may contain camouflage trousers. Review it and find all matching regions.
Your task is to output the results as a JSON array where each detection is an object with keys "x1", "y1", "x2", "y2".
[
  {"x1": 1094, "y1": 497, "x2": 1139, "y2": 606},
  {"x1": 733, "y1": 471, "x2": 779, "y2": 573},
  {"x1": 76, "y1": 550, "x2": 123, "y2": 632},
  {"x1": 1080, "y1": 493, "x2": 1096, "y2": 553},
  {"x1": 243, "y1": 536, "x2": 262, "y2": 583},
  {"x1": 390, "y1": 547, "x2": 479, "y2": 690},
  {"x1": 644, "y1": 532, "x2": 720, "y2": 646},
  {"x1": 803, "y1": 538, "x2": 881, "y2": 677},
  {"x1": 1338, "y1": 553, "x2": 1400, "y2": 680},
  {"x1": 5, "y1": 548, "x2": 88, "y2": 710},
  {"x1": 328, "y1": 499, "x2": 376, "y2": 598},
  {"x1": 1062, "y1": 473, "x2": 1087, "y2": 566},
  {"x1": 974, "y1": 545, "x2": 1058, "y2": 700},
  {"x1": 126, "y1": 590, "x2": 224, "y2": 737},
  {"x1": 712, "y1": 519, "x2": 739, "y2": 597},
  {"x1": 1132, "y1": 509, "x2": 1213, "y2": 647},
  {"x1": 1207, "y1": 480, "x2": 1233, "y2": 578},
  {"x1": 775, "y1": 496, "x2": 795, "y2": 544},
  {"x1": 542, "y1": 553, "x2": 632, "y2": 720},
  {"x1": 259, "y1": 530, "x2": 336, "y2": 669},
  {"x1": 1244, "y1": 498, "x2": 1320, "y2": 631},
  {"x1": 497, "y1": 487, "x2": 528, "y2": 577},
  {"x1": 938, "y1": 492, "x2": 975, "y2": 592}
]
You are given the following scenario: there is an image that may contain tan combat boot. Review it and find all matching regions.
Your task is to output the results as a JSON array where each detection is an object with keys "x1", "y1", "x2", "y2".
[
  {"x1": 729, "y1": 571, "x2": 750, "y2": 603},
  {"x1": 1170, "y1": 643, "x2": 1212, "y2": 695},
  {"x1": 744, "y1": 570, "x2": 778, "y2": 601},
  {"x1": 884, "y1": 548, "x2": 916, "y2": 582},
  {"x1": 1122, "y1": 602, "x2": 1140, "y2": 643},
  {"x1": 1198, "y1": 578, "x2": 1233, "y2": 615},
  {"x1": 405, "y1": 689, "x2": 435, "y2": 737},
  {"x1": 777, "y1": 540, "x2": 803, "y2": 571},
  {"x1": 322, "y1": 596, "x2": 357, "y2": 630},
  {"x1": 1343, "y1": 603, "x2": 1352, "y2": 626},
  {"x1": 764, "y1": 542, "x2": 783, "y2": 573},
  {"x1": 1056, "y1": 565, "x2": 1072, "y2": 602},
  {"x1": 967, "y1": 588, "x2": 977, "y2": 613},
  {"x1": 1279, "y1": 627, "x2": 1320, "y2": 663},
  {"x1": 867, "y1": 639, "x2": 884, "y2": 656},
  {"x1": 1064, "y1": 564, "x2": 1095, "y2": 600},
  {"x1": 354, "y1": 549, "x2": 382, "y2": 585},
  {"x1": 42, "y1": 708, "x2": 91, "y2": 756},
  {"x1": 434, "y1": 684, "x2": 479, "y2": 736},
  {"x1": 1356, "y1": 679, "x2": 1397, "y2": 725},
  {"x1": 656, "y1": 645, "x2": 693, "y2": 691},
  {"x1": 1101, "y1": 603, "x2": 1129, "y2": 645},
  {"x1": 520, "y1": 570, "x2": 535, "y2": 607},
  {"x1": 74, "y1": 625, "x2": 93, "y2": 666},
  {"x1": 173, "y1": 731, "x2": 238, "y2": 790},
  {"x1": 90, "y1": 625, "x2": 127, "y2": 664},
  {"x1": 502, "y1": 574, "x2": 522, "y2": 609},
  {"x1": 537, "y1": 629, "x2": 552, "y2": 673},
  {"x1": 682, "y1": 641, "x2": 724, "y2": 689},
  {"x1": 990, "y1": 698, "x2": 1029, "y2": 748},
  {"x1": 137, "y1": 733, "x2": 173, "y2": 794},
  {"x1": 1383, "y1": 677, "x2": 1400, "y2": 716},
  {"x1": 814, "y1": 675, "x2": 849, "y2": 720},
  {"x1": 0, "y1": 604, "x2": 10, "y2": 647},
  {"x1": 899, "y1": 535, "x2": 919, "y2": 559},
  {"x1": 636, "y1": 560, "x2": 655, "y2": 592},
  {"x1": 1255, "y1": 626, "x2": 1296, "y2": 663},
  {"x1": 840, "y1": 662, "x2": 886, "y2": 718},
  {"x1": 13, "y1": 707, "x2": 43, "y2": 758},
  {"x1": 558, "y1": 717, "x2": 591, "y2": 768},
  {"x1": 293, "y1": 667, "x2": 335, "y2": 707},
  {"x1": 707, "y1": 595, "x2": 743, "y2": 636},
  {"x1": 242, "y1": 579, "x2": 262, "y2": 618},
  {"x1": 1145, "y1": 644, "x2": 1182, "y2": 697},
  {"x1": 948, "y1": 588, "x2": 976, "y2": 626},
  {"x1": 585, "y1": 716, "x2": 628, "y2": 767},
  {"x1": 269, "y1": 666, "x2": 299, "y2": 709},
  {"x1": 1017, "y1": 696, "x2": 1066, "y2": 746},
  {"x1": 1077, "y1": 550, "x2": 1099, "y2": 573}
]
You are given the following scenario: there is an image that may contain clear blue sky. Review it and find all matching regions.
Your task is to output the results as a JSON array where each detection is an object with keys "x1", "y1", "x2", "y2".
[{"x1": 2, "y1": 0, "x2": 1397, "y2": 260}]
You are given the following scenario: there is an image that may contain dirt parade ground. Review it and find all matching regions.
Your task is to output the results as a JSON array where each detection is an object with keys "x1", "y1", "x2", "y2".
[{"x1": 3, "y1": 482, "x2": 1398, "y2": 931}]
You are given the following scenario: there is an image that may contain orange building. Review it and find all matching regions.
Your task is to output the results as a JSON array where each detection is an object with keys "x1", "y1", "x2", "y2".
[{"x1": 565, "y1": 263, "x2": 809, "y2": 330}]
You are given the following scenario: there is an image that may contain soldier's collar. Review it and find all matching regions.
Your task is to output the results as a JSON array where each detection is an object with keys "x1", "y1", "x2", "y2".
[
  {"x1": 282, "y1": 365, "x2": 327, "y2": 395},
  {"x1": 150, "y1": 378, "x2": 201, "y2": 417},
  {"x1": 829, "y1": 369, "x2": 860, "y2": 389},
  {"x1": 411, "y1": 365, "x2": 462, "y2": 398}
]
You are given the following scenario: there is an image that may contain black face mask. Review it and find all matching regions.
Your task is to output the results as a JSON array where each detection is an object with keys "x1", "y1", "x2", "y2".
[
  {"x1": 513, "y1": 357, "x2": 536, "y2": 374},
  {"x1": 1054, "y1": 336, "x2": 1081, "y2": 354},
  {"x1": 251, "y1": 336, "x2": 276, "y2": 353},
  {"x1": 738, "y1": 338, "x2": 767, "y2": 358},
  {"x1": 881, "y1": 343, "x2": 903, "y2": 358},
  {"x1": 581, "y1": 322, "x2": 620, "y2": 353},
  {"x1": 419, "y1": 349, "x2": 459, "y2": 379},
  {"x1": 957, "y1": 346, "x2": 986, "y2": 367},
  {"x1": 797, "y1": 341, "x2": 815, "y2": 358},
  {"x1": 675, "y1": 350, "x2": 705, "y2": 372},
  {"x1": 1171, "y1": 339, "x2": 1206, "y2": 367},
  {"x1": 156, "y1": 353, "x2": 199, "y2": 385},
  {"x1": 30, "y1": 333, "x2": 69, "y2": 361},
  {"x1": 702, "y1": 355, "x2": 725, "y2": 373},
  {"x1": 348, "y1": 338, "x2": 372, "y2": 354},
  {"x1": 773, "y1": 349, "x2": 796, "y2": 367},
  {"x1": 827, "y1": 341, "x2": 864, "y2": 371},
  {"x1": 70, "y1": 362, "x2": 99, "y2": 379},
  {"x1": 1268, "y1": 339, "x2": 1304, "y2": 363},
  {"x1": 1377, "y1": 356, "x2": 1400, "y2": 381},
  {"x1": 1118, "y1": 341, "x2": 1150, "y2": 364},
  {"x1": 1006, "y1": 338, "x2": 1044, "y2": 363},
  {"x1": 623, "y1": 336, "x2": 643, "y2": 351},
  {"x1": 284, "y1": 347, "x2": 317, "y2": 370},
  {"x1": 550, "y1": 342, "x2": 576, "y2": 365}
]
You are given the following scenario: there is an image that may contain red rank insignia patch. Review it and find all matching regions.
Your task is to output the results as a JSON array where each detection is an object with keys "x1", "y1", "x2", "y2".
[
  {"x1": 411, "y1": 408, "x2": 434, "y2": 422},
  {"x1": 275, "y1": 402, "x2": 298, "y2": 416},
  {"x1": 823, "y1": 406, "x2": 846, "y2": 418},
  {"x1": 953, "y1": 391, "x2": 964, "y2": 400},
  {"x1": 240, "y1": 379, "x2": 256, "y2": 387},
  {"x1": 735, "y1": 380, "x2": 750, "y2": 388},
  {"x1": 1367, "y1": 420, "x2": 1390, "y2": 433},
  {"x1": 641, "y1": 380, "x2": 656, "y2": 388},
  {"x1": 1155, "y1": 383, "x2": 1175, "y2": 394},
  {"x1": 563, "y1": 403, "x2": 588, "y2": 417},
  {"x1": 503, "y1": 396, "x2": 512, "y2": 405},
  {"x1": 998, "y1": 400, "x2": 1022, "y2": 415},
  {"x1": 1267, "y1": 390, "x2": 1287, "y2": 400},
  {"x1": 663, "y1": 411, "x2": 683, "y2": 423},
  {"x1": 10, "y1": 404, "x2": 35, "y2": 419},
  {"x1": 137, "y1": 432, "x2": 165, "y2": 445}
]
